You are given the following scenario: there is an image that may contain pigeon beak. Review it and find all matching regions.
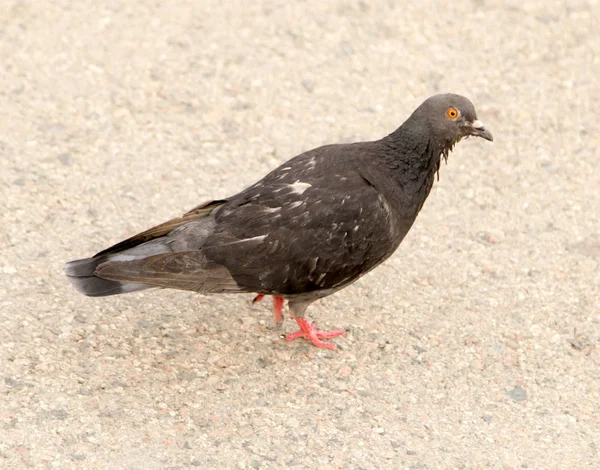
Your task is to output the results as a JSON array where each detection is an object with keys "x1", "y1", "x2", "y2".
[{"x1": 470, "y1": 120, "x2": 493, "y2": 142}]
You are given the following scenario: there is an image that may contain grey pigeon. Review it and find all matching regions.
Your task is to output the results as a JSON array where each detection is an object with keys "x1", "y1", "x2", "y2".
[{"x1": 64, "y1": 93, "x2": 493, "y2": 349}]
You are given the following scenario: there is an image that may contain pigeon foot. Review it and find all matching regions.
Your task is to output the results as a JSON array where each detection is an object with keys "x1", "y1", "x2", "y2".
[
  {"x1": 286, "y1": 315, "x2": 345, "y2": 350},
  {"x1": 253, "y1": 294, "x2": 285, "y2": 324}
]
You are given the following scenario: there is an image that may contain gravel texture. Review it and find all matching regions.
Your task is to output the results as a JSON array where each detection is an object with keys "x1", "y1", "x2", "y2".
[{"x1": 1, "y1": 0, "x2": 599, "y2": 468}]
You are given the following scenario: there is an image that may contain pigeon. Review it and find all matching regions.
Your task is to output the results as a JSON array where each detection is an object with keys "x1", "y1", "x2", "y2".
[{"x1": 64, "y1": 93, "x2": 493, "y2": 350}]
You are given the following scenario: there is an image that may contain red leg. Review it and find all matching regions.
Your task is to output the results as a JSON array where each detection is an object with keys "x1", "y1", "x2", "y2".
[
  {"x1": 286, "y1": 314, "x2": 345, "y2": 350},
  {"x1": 272, "y1": 296, "x2": 284, "y2": 324},
  {"x1": 252, "y1": 294, "x2": 285, "y2": 324}
]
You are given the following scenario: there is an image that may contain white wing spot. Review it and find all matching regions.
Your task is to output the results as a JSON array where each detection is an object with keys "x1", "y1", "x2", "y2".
[
  {"x1": 261, "y1": 207, "x2": 280, "y2": 213},
  {"x1": 306, "y1": 157, "x2": 316, "y2": 170},
  {"x1": 308, "y1": 257, "x2": 318, "y2": 275},
  {"x1": 289, "y1": 180, "x2": 312, "y2": 195},
  {"x1": 287, "y1": 201, "x2": 304, "y2": 209},
  {"x1": 243, "y1": 235, "x2": 266, "y2": 242},
  {"x1": 226, "y1": 235, "x2": 266, "y2": 246},
  {"x1": 378, "y1": 194, "x2": 392, "y2": 218}
]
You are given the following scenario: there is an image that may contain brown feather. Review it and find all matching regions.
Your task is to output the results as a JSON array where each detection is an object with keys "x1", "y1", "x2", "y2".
[
  {"x1": 94, "y1": 250, "x2": 244, "y2": 294},
  {"x1": 94, "y1": 199, "x2": 227, "y2": 258}
]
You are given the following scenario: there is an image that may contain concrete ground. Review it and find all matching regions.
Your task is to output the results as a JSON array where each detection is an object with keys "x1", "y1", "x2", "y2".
[{"x1": 1, "y1": 0, "x2": 599, "y2": 468}]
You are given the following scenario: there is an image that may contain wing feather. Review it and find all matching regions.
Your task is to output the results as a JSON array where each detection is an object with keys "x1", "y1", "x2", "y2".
[
  {"x1": 95, "y1": 250, "x2": 246, "y2": 294},
  {"x1": 94, "y1": 199, "x2": 227, "y2": 257}
]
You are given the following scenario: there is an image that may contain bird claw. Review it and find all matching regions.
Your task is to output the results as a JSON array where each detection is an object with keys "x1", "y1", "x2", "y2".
[
  {"x1": 286, "y1": 316, "x2": 345, "y2": 350},
  {"x1": 253, "y1": 297, "x2": 344, "y2": 349}
]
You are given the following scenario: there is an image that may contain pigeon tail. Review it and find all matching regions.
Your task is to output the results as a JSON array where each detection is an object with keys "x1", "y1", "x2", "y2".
[{"x1": 64, "y1": 257, "x2": 151, "y2": 297}]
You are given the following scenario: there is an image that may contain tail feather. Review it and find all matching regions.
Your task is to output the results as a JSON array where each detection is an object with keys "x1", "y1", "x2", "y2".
[
  {"x1": 64, "y1": 201, "x2": 225, "y2": 298},
  {"x1": 64, "y1": 257, "x2": 101, "y2": 278},
  {"x1": 64, "y1": 257, "x2": 151, "y2": 297}
]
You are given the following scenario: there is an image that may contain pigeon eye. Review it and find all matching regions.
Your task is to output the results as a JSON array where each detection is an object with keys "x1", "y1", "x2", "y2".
[{"x1": 446, "y1": 107, "x2": 459, "y2": 120}]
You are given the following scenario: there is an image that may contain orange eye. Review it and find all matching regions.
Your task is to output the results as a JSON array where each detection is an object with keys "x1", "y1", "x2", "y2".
[{"x1": 446, "y1": 107, "x2": 459, "y2": 119}]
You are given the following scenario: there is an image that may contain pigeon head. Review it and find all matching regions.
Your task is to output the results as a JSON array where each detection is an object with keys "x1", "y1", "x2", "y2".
[{"x1": 411, "y1": 93, "x2": 493, "y2": 149}]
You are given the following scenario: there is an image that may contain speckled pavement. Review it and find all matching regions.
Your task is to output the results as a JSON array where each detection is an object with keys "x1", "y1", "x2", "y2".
[{"x1": 1, "y1": 1, "x2": 599, "y2": 468}]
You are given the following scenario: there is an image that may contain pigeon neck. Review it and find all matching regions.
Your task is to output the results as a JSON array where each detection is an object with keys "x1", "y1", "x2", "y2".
[
  {"x1": 384, "y1": 122, "x2": 447, "y2": 177},
  {"x1": 373, "y1": 121, "x2": 452, "y2": 221}
]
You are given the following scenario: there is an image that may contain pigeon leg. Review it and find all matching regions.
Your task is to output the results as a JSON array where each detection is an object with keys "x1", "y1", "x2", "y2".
[
  {"x1": 285, "y1": 300, "x2": 345, "y2": 350},
  {"x1": 252, "y1": 294, "x2": 285, "y2": 324},
  {"x1": 272, "y1": 296, "x2": 284, "y2": 324}
]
